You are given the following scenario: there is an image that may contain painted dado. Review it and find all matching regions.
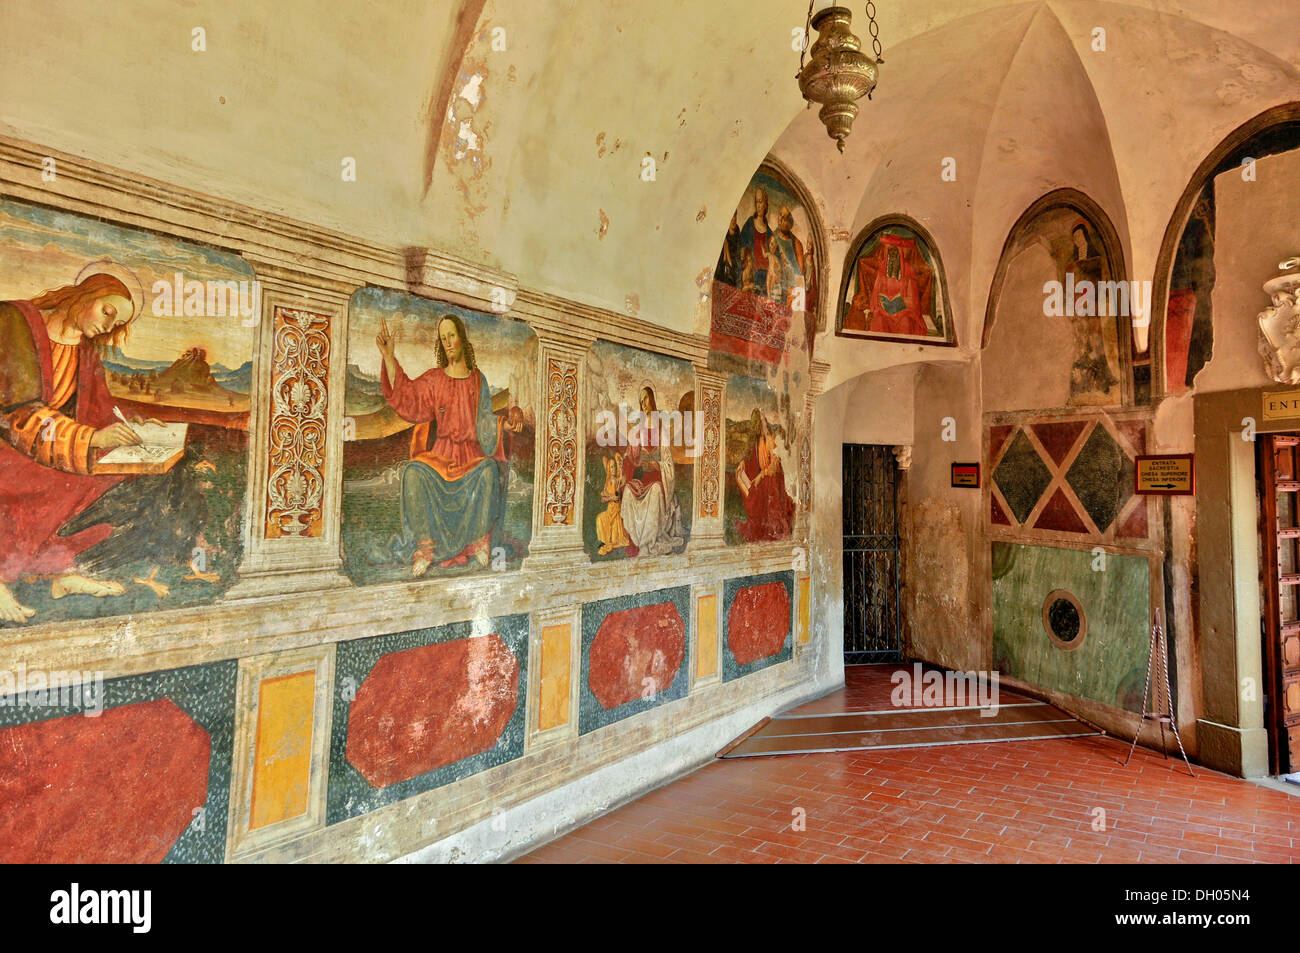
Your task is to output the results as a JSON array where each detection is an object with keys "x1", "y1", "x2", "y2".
[{"x1": 0, "y1": 136, "x2": 823, "y2": 863}]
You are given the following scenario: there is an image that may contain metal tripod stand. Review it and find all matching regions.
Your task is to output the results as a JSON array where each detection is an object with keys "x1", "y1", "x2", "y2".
[{"x1": 1123, "y1": 608, "x2": 1194, "y2": 777}]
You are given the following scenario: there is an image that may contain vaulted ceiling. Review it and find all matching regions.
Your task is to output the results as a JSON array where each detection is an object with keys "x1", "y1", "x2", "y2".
[{"x1": 2, "y1": 0, "x2": 1297, "y2": 388}]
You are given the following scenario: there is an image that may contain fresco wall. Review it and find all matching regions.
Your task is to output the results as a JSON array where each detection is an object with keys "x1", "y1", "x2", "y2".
[
  {"x1": 0, "y1": 147, "x2": 822, "y2": 864},
  {"x1": 838, "y1": 219, "x2": 954, "y2": 346}
]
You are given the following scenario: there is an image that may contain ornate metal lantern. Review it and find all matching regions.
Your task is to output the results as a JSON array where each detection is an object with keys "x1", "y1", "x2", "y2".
[{"x1": 797, "y1": 3, "x2": 883, "y2": 152}]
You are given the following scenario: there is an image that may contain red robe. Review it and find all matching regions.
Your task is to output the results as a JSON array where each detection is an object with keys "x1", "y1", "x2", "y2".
[
  {"x1": 843, "y1": 234, "x2": 934, "y2": 337},
  {"x1": 0, "y1": 301, "x2": 124, "y2": 583},
  {"x1": 736, "y1": 434, "x2": 795, "y2": 542}
]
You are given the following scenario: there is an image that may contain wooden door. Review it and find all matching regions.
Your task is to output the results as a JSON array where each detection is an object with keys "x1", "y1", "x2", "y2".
[{"x1": 1258, "y1": 434, "x2": 1300, "y2": 775}]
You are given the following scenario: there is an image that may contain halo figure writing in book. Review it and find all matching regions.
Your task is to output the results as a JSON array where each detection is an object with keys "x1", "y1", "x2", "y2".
[{"x1": 0, "y1": 263, "x2": 176, "y2": 624}]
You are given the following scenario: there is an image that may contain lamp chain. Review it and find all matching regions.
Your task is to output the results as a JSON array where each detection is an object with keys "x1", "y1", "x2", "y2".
[{"x1": 866, "y1": 2, "x2": 883, "y2": 62}]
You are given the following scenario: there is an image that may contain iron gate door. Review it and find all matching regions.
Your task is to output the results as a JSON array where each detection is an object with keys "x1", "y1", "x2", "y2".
[{"x1": 842, "y1": 443, "x2": 902, "y2": 663}]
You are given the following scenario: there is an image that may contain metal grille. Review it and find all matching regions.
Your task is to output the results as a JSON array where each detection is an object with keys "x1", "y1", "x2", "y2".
[{"x1": 842, "y1": 443, "x2": 902, "y2": 663}]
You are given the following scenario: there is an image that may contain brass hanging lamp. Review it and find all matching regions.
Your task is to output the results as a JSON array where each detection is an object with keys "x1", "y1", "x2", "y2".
[{"x1": 796, "y1": 2, "x2": 883, "y2": 152}]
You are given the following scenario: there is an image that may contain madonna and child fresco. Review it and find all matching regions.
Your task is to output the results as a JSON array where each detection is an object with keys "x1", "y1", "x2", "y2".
[
  {"x1": 0, "y1": 200, "x2": 254, "y2": 627},
  {"x1": 838, "y1": 220, "x2": 953, "y2": 345},
  {"x1": 710, "y1": 165, "x2": 821, "y2": 377},
  {"x1": 724, "y1": 375, "x2": 796, "y2": 545},
  {"x1": 585, "y1": 342, "x2": 693, "y2": 561},
  {"x1": 342, "y1": 290, "x2": 536, "y2": 585}
]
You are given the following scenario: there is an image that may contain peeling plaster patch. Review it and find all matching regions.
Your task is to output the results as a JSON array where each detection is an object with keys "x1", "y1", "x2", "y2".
[
  {"x1": 507, "y1": 64, "x2": 517, "y2": 83},
  {"x1": 597, "y1": 208, "x2": 609, "y2": 239},
  {"x1": 454, "y1": 120, "x2": 481, "y2": 159},
  {"x1": 596, "y1": 131, "x2": 606, "y2": 158},
  {"x1": 625, "y1": 294, "x2": 639, "y2": 316},
  {"x1": 998, "y1": 137, "x2": 1017, "y2": 153},
  {"x1": 612, "y1": 138, "x2": 622, "y2": 153},
  {"x1": 678, "y1": 107, "x2": 687, "y2": 127},
  {"x1": 696, "y1": 206, "x2": 707, "y2": 223},
  {"x1": 831, "y1": 228, "x2": 851, "y2": 242},
  {"x1": 458, "y1": 73, "x2": 485, "y2": 108}
]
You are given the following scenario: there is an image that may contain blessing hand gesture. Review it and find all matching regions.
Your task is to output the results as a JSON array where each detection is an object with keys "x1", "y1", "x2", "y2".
[{"x1": 376, "y1": 317, "x2": 397, "y2": 360}]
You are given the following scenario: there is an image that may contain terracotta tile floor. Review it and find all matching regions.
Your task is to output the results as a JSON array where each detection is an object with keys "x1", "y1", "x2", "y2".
[{"x1": 517, "y1": 665, "x2": 1300, "y2": 864}]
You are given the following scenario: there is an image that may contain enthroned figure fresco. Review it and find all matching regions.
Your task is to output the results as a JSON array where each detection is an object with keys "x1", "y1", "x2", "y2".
[
  {"x1": 724, "y1": 375, "x2": 796, "y2": 545},
  {"x1": 342, "y1": 290, "x2": 535, "y2": 584},
  {"x1": 584, "y1": 341, "x2": 693, "y2": 561},
  {"x1": 0, "y1": 200, "x2": 255, "y2": 627},
  {"x1": 710, "y1": 164, "x2": 822, "y2": 377},
  {"x1": 838, "y1": 219, "x2": 952, "y2": 345}
]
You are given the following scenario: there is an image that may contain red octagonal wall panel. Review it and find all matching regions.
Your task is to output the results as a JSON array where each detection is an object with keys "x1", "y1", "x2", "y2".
[
  {"x1": 724, "y1": 573, "x2": 794, "y2": 680},
  {"x1": 588, "y1": 602, "x2": 686, "y2": 710},
  {"x1": 0, "y1": 699, "x2": 211, "y2": 864},
  {"x1": 346, "y1": 635, "x2": 519, "y2": 789}
]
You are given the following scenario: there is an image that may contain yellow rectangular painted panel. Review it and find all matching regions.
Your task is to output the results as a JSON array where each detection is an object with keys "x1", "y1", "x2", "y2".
[
  {"x1": 539, "y1": 622, "x2": 572, "y2": 731},
  {"x1": 249, "y1": 670, "x2": 316, "y2": 831},
  {"x1": 696, "y1": 594, "x2": 718, "y2": 679},
  {"x1": 798, "y1": 576, "x2": 811, "y2": 644}
]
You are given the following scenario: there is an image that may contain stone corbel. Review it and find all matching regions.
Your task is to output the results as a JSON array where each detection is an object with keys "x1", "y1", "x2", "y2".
[
  {"x1": 404, "y1": 247, "x2": 518, "y2": 316},
  {"x1": 893, "y1": 445, "x2": 913, "y2": 470},
  {"x1": 1258, "y1": 257, "x2": 1300, "y2": 385}
]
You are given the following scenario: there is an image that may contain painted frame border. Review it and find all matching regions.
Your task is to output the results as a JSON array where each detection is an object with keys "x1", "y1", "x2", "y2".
[{"x1": 835, "y1": 214, "x2": 956, "y2": 347}]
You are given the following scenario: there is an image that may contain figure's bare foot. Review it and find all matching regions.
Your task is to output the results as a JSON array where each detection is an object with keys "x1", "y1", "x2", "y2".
[
  {"x1": 412, "y1": 553, "x2": 433, "y2": 577},
  {"x1": 50, "y1": 574, "x2": 126, "y2": 600},
  {"x1": 0, "y1": 583, "x2": 36, "y2": 624}
]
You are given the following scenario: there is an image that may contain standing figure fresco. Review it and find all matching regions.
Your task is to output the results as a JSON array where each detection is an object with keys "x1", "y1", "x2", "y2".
[
  {"x1": 342, "y1": 290, "x2": 535, "y2": 585},
  {"x1": 584, "y1": 342, "x2": 693, "y2": 561},
  {"x1": 710, "y1": 165, "x2": 822, "y2": 376},
  {"x1": 0, "y1": 199, "x2": 256, "y2": 628},
  {"x1": 724, "y1": 375, "x2": 796, "y2": 545},
  {"x1": 838, "y1": 221, "x2": 952, "y2": 345}
]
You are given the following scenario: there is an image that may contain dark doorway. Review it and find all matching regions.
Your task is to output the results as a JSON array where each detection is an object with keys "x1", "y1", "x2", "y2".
[
  {"x1": 842, "y1": 443, "x2": 902, "y2": 663},
  {"x1": 1257, "y1": 433, "x2": 1300, "y2": 776}
]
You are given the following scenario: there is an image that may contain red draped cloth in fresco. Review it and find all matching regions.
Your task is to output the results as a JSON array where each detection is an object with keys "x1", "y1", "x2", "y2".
[
  {"x1": 735, "y1": 433, "x2": 794, "y2": 542},
  {"x1": 0, "y1": 300, "x2": 124, "y2": 583},
  {"x1": 843, "y1": 233, "x2": 934, "y2": 337}
]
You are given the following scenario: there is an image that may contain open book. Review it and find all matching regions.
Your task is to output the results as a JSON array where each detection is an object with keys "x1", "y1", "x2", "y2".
[{"x1": 93, "y1": 422, "x2": 188, "y2": 475}]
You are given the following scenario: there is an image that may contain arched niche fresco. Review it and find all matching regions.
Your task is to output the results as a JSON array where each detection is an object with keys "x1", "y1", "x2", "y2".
[
  {"x1": 340, "y1": 288, "x2": 537, "y2": 585},
  {"x1": 1155, "y1": 107, "x2": 1300, "y2": 397},
  {"x1": 0, "y1": 198, "x2": 256, "y2": 628},
  {"x1": 708, "y1": 158, "x2": 826, "y2": 378},
  {"x1": 836, "y1": 215, "x2": 954, "y2": 347},
  {"x1": 982, "y1": 190, "x2": 1132, "y2": 411}
]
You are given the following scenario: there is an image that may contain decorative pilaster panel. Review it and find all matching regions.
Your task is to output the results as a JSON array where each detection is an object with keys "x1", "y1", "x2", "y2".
[
  {"x1": 690, "y1": 367, "x2": 727, "y2": 549},
  {"x1": 229, "y1": 278, "x2": 352, "y2": 598},
  {"x1": 796, "y1": 574, "x2": 812, "y2": 651},
  {"x1": 226, "y1": 645, "x2": 334, "y2": 859},
  {"x1": 543, "y1": 353, "x2": 580, "y2": 526},
  {"x1": 525, "y1": 335, "x2": 589, "y2": 566},
  {"x1": 265, "y1": 307, "x2": 330, "y2": 538},
  {"x1": 528, "y1": 605, "x2": 580, "y2": 748}
]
